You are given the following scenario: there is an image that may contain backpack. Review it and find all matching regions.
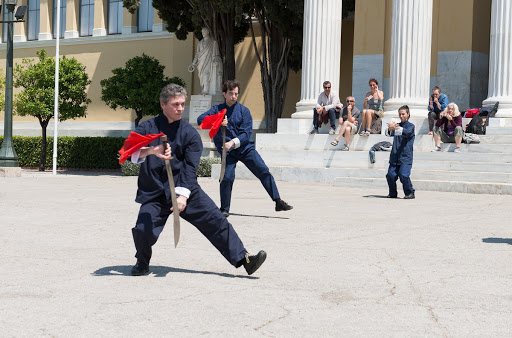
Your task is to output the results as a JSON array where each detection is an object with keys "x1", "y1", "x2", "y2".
[
  {"x1": 466, "y1": 101, "x2": 499, "y2": 134},
  {"x1": 466, "y1": 114, "x2": 486, "y2": 134},
  {"x1": 370, "y1": 117, "x2": 382, "y2": 134}
]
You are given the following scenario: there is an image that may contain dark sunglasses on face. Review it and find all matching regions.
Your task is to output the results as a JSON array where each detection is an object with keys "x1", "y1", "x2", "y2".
[
  {"x1": 324, "y1": 86, "x2": 331, "y2": 89},
  {"x1": 347, "y1": 100, "x2": 354, "y2": 102}
]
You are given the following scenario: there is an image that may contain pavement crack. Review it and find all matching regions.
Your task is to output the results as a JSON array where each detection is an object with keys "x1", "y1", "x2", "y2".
[
  {"x1": 383, "y1": 249, "x2": 451, "y2": 336},
  {"x1": 254, "y1": 306, "x2": 291, "y2": 332}
]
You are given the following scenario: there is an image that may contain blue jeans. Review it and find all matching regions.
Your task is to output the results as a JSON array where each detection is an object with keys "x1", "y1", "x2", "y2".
[
  {"x1": 386, "y1": 163, "x2": 414, "y2": 197},
  {"x1": 313, "y1": 108, "x2": 337, "y2": 129}
]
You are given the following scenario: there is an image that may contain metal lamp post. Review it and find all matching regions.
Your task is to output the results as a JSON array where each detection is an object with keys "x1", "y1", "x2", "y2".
[{"x1": 0, "y1": 0, "x2": 19, "y2": 167}]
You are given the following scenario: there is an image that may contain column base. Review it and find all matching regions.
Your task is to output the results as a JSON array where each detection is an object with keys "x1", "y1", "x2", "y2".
[
  {"x1": 383, "y1": 98, "x2": 429, "y2": 118},
  {"x1": 38, "y1": 32, "x2": 53, "y2": 40},
  {"x1": 295, "y1": 99, "x2": 317, "y2": 114},
  {"x1": 122, "y1": 26, "x2": 137, "y2": 35},
  {"x1": 483, "y1": 97, "x2": 512, "y2": 117},
  {"x1": 64, "y1": 30, "x2": 79, "y2": 39},
  {"x1": 92, "y1": 28, "x2": 107, "y2": 37},
  {"x1": 0, "y1": 166, "x2": 21, "y2": 177}
]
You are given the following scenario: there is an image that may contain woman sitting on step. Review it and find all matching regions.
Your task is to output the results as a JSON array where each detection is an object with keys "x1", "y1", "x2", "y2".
[
  {"x1": 432, "y1": 102, "x2": 463, "y2": 153},
  {"x1": 360, "y1": 78, "x2": 384, "y2": 136}
]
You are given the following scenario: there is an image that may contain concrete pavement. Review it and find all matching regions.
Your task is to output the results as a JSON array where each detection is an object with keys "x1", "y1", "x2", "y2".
[{"x1": 1, "y1": 170, "x2": 511, "y2": 336}]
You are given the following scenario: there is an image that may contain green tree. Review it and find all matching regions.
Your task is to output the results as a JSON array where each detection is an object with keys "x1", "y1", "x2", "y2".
[
  {"x1": 124, "y1": 0, "x2": 249, "y2": 82},
  {"x1": 100, "y1": 53, "x2": 186, "y2": 127},
  {"x1": 14, "y1": 49, "x2": 91, "y2": 171}
]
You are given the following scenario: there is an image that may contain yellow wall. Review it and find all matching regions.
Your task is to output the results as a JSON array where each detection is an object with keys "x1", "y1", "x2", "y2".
[
  {"x1": 1, "y1": 34, "x2": 194, "y2": 123},
  {"x1": 353, "y1": 0, "x2": 387, "y2": 56}
]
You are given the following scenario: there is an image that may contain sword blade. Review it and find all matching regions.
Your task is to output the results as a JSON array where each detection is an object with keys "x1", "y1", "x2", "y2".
[
  {"x1": 161, "y1": 135, "x2": 180, "y2": 248},
  {"x1": 219, "y1": 126, "x2": 226, "y2": 183}
]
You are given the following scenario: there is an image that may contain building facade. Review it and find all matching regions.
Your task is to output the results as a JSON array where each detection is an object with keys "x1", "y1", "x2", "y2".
[{"x1": 1, "y1": 0, "x2": 511, "y2": 137}]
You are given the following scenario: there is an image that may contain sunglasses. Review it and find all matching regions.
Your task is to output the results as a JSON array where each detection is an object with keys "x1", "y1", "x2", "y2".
[
  {"x1": 347, "y1": 100, "x2": 354, "y2": 102},
  {"x1": 323, "y1": 86, "x2": 331, "y2": 89}
]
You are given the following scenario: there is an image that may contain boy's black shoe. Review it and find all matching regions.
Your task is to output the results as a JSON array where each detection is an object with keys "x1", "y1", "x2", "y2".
[
  {"x1": 275, "y1": 199, "x2": 293, "y2": 211},
  {"x1": 404, "y1": 193, "x2": 415, "y2": 199}
]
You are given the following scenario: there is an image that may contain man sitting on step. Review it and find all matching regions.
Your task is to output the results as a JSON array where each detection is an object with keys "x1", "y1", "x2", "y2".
[{"x1": 310, "y1": 81, "x2": 342, "y2": 135}]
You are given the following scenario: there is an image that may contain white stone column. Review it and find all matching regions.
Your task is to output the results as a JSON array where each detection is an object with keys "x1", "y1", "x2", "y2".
[
  {"x1": 383, "y1": 0, "x2": 433, "y2": 117},
  {"x1": 293, "y1": 0, "x2": 342, "y2": 117},
  {"x1": 482, "y1": 0, "x2": 512, "y2": 117}
]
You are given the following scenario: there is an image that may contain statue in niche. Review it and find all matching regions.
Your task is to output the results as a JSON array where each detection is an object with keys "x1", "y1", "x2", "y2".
[{"x1": 188, "y1": 27, "x2": 223, "y2": 95}]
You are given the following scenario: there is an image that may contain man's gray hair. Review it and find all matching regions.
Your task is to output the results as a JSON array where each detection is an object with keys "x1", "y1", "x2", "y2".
[{"x1": 160, "y1": 83, "x2": 187, "y2": 103}]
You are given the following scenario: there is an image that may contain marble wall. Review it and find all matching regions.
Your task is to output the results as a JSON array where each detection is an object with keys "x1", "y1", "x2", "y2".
[
  {"x1": 436, "y1": 51, "x2": 488, "y2": 111},
  {"x1": 351, "y1": 54, "x2": 384, "y2": 112}
]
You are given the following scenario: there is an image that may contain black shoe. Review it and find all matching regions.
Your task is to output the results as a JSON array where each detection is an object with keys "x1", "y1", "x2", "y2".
[
  {"x1": 241, "y1": 251, "x2": 267, "y2": 275},
  {"x1": 387, "y1": 194, "x2": 398, "y2": 198},
  {"x1": 275, "y1": 199, "x2": 293, "y2": 211},
  {"x1": 220, "y1": 208, "x2": 229, "y2": 217},
  {"x1": 131, "y1": 262, "x2": 150, "y2": 276},
  {"x1": 404, "y1": 193, "x2": 415, "y2": 199}
]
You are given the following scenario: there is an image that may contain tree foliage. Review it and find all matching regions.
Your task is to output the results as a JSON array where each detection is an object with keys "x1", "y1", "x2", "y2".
[
  {"x1": 13, "y1": 49, "x2": 91, "y2": 171},
  {"x1": 100, "y1": 53, "x2": 186, "y2": 127},
  {"x1": 126, "y1": 0, "x2": 250, "y2": 82}
]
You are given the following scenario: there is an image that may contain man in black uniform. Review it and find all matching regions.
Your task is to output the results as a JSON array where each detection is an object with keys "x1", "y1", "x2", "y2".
[{"x1": 128, "y1": 83, "x2": 266, "y2": 276}]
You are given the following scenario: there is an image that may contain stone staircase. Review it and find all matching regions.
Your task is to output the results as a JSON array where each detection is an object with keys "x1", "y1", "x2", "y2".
[{"x1": 210, "y1": 117, "x2": 512, "y2": 195}]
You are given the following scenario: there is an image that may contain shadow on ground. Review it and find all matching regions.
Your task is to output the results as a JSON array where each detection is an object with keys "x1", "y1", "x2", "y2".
[
  {"x1": 92, "y1": 265, "x2": 258, "y2": 279},
  {"x1": 229, "y1": 213, "x2": 289, "y2": 219},
  {"x1": 363, "y1": 194, "x2": 390, "y2": 199},
  {"x1": 482, "y1": 237, "x2": 512, "y2": 245}
]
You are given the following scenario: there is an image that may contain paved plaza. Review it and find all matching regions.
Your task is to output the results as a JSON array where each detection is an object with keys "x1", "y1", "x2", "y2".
[{"x1": 1, "y1": 170, "x2": 511, "y2": 336}]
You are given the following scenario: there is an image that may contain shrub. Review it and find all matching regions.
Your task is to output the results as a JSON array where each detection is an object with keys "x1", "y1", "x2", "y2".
[{"x1": 119, "y1": 156, "x2": 220, "y2": 177}]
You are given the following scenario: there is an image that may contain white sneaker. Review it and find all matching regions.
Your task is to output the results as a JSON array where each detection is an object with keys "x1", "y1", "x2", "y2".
[
  {"x1": 328, "y1": 128, "x2": 336, "y2": 135},
  {"x1": 431, "y1": 146, "x2": 441, "y2": 152},
  {"x1": 454, "y1": 147, "x2": 460, "y2": 153}
]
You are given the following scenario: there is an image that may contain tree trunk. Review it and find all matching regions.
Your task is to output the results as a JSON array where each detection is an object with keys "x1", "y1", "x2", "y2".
[
  {"x1": 251, "y1": 16, "x2": 291, "y2": 133},
  {"x1": 38, "y1": 118, "x2": 50, "y2": 171},
  {"x1": 216, "y1": 11, "x2": 236, "y2": 82},
  {"x1": 135, "y1": 110, "x2": 143, "y2": 127}
]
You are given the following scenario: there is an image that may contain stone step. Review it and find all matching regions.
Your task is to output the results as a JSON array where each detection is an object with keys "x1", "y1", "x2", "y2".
[
  {"x1": 258, "y1": 148, "x2": 512, "y2": 163},
  {"x1": 256, "y1": 133, "x2": 512, "y2": 153},
  {"x1": 211, "y1": 164, "x2": 512, "y2": 194},
  {"x1": 333, "y1": 177, "x2": 512, "y2": 195},
  {"x1": 486, "y1": 127, "x2": 512, "y2": 135},
  {"x1": 255, "y1": 150, "x2": 512, "y2": 171},
  {"x1": 331, "y1": 168, "x2": 512, "y2": 184}
]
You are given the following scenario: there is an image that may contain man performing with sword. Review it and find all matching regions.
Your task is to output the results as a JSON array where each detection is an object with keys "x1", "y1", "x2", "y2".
[
  {"x1": 121, "y1": 83, "x2": 266, "y2": 276},
  {"x1": 198, "y1": 80, "x2": 293, "y2": 218}
]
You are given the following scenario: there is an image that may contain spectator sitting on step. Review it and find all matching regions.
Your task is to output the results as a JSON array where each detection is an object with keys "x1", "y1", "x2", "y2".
[
  {"x1": 310, "y1": 81, "x2": 342, "y2": 135},
  {"x1": 360, "y1": 78, "x2": 384, "y2": 136},
  {"x1": 331, "y1": 96, "x2": 360, "y2": 150},
  {"x1": 427, "y1": 86, "x2": 449, "y2": 135},
  {"x1": 432, "y1": 102, "x2": 463, "y2": 153}
]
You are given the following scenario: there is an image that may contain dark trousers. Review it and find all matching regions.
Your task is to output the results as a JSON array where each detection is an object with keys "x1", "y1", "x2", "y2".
[
  {"x1": 386, "y1": 163, "x2": 414, "y2": 197},
  {"x1": 313, "y1": 108, "x2": 337, "y2": 129},
  {"x1": 428, "y1": 111, "x2": 440, "y2": 132},
  {"x1": 220, "y1": 147, "x2": 280, "y2": 212},
  {"x1": 132, "y1": 187, "x2": 247, "y2": 268}
]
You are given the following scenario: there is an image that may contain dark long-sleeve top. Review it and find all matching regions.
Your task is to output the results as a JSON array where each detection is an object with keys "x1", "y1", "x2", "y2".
[
  {"x1": 133, "y1": 114, "x2": 202, "y2": 204},
  {"x1": 435, "y1": 114, "x2": 462, "y2": 136},
  {"x1": 385, "y1": 120, "x2": 415, "y2": 165},
  {"x1": 197, "y1": 102, "x2": 254, "y2": 154}
]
